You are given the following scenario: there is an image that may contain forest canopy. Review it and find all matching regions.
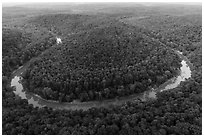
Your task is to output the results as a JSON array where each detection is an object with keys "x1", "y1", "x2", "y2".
[
  {"x1": 22, "y1": 22, "x2": 181, "y2": 102},
  {"x1": 2, "y1": 3, "x2": 202, "y2": 135}
]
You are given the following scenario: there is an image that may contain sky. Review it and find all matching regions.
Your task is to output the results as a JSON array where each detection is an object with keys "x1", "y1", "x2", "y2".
[
  {"x1": 2, "y1": 2, "x2": 202, "y2": 8},
  {"x1": 2, "y1": 0, "x2": 202, "y2": 6}
]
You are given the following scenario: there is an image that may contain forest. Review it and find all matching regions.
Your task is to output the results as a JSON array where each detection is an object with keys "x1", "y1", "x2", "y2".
[
  {"x1": 22, "y1": 22, "x2": 181, "y2": 102},
  {"x1": 2, "y1": 3, "x2": 202, "y2": 135}
]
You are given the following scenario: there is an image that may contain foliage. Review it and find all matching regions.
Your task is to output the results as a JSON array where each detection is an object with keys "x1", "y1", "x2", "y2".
[
  {"x1": 23, "y1": 23, "x2": 181, "y2": 102},
  {"x1": 2, "y1": 4, "x2": 202, "y2": 135}
]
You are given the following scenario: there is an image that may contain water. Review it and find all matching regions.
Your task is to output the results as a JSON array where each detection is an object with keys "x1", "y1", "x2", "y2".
[
  {"x1": 11, "y1": 76, "x2": 45, "y2": 108},
  {"x1": 161, "y1": 60, "x2": 191, "y2": 91},
  {"x1": 142, "y1": 89, "x2": 156, "y2": 100},
  {"x1": 10, "y1": 51, "x2": 192, "y2": 110},
  {"x1": 11, "y1": 76, "x2": 25, "y2": 99}
]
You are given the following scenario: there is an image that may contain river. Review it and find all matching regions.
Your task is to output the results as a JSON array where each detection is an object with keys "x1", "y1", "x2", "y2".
[{"x1": 10, "y1": 49, "x2": 193, "y2": 111}]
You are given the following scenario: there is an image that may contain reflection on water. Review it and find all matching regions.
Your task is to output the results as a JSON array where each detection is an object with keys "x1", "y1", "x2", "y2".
[
  {"x1": 11, "y1": 76, "x2": 45, "y2": 108},
  {"x1": 143, "y1": 89, "x2": 156, "y2": 100},
  {"x1": 10, "y1": 51, "x2": 192, "y2": 110},
  {"x1": 11, "y1": 76, "x2": 26, "y2": 99},
  {"x1": 161, "y1": 60, "x2": 191, "y2": 91}
]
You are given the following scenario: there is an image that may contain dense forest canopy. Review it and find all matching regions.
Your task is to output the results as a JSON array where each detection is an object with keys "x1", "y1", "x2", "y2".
[
  {"x1": 22, "y1": 21, "x2": 181, "y2": 102},
  {"x1": 2, "y1": 3, "x2": 202, "y2": 135}
]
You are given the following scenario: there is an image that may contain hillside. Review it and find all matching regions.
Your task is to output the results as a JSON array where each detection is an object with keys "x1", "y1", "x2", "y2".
[
  {"x1": 2, "y1": 3, "x2": 202, "y2": 135},
  {"x1": 22, "y1": 20, "x2": 181, "y2": 102}
]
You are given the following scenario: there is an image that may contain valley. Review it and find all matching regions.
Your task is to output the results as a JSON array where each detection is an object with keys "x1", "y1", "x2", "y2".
[{"x1": 2, "y1": 3, "x2": 202, "y2": 135}]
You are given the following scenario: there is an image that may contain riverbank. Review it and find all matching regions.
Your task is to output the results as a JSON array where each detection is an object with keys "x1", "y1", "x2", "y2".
[{"x1": 11, "y1": 48, "x2": 193, "y2": 111}]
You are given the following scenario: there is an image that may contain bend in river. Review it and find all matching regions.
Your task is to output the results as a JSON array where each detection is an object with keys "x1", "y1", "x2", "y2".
[{"x1": 11, "y1": 49, "x2": 193, "y2": 111}]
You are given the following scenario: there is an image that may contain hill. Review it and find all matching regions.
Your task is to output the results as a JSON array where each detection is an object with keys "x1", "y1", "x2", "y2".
[{"x1": 22, "y1": 21, "x2": 181, "y2": 102}]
